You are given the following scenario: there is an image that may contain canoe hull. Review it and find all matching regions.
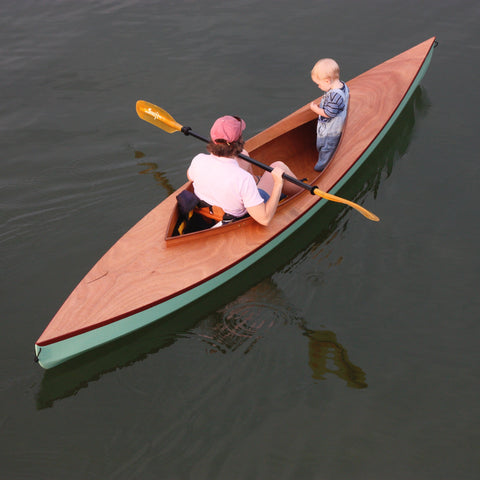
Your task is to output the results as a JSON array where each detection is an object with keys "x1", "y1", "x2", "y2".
[{"x1": 35, "y1": 38, "x2": 436, "y2": 369}]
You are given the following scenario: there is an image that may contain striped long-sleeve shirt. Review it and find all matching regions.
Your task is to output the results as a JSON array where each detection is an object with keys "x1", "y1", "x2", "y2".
[{"x1": 320, "y1": 86, "x2": 347, "y2": 122}]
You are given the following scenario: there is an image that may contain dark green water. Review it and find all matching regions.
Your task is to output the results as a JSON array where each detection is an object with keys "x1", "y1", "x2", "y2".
[{"x1": 1, "y1": 1, "x2": 479, "y2": 479}]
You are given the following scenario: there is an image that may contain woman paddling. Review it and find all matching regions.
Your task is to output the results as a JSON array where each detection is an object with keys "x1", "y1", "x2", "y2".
[{"x1": 187, "y1": 115, "x2": 301, "y2": 226}]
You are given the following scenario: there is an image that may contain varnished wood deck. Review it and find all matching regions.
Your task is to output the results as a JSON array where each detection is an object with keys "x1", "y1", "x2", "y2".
[{"x1": 36, "y1": 37, "x2": 436, "y2": 346}]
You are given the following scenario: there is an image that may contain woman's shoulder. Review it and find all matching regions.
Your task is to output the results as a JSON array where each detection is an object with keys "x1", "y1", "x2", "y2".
[
  {"x1": 190, "y1": 152, "x2": 215, "y2": 168},
  {"x1": 192, "y1": 152, "x2": 211, "y2": 162}
]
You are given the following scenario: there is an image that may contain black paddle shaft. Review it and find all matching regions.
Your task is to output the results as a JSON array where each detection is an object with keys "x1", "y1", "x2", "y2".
[{"x1": 181, "y1": 126, "x2": 316, "y2": 195}]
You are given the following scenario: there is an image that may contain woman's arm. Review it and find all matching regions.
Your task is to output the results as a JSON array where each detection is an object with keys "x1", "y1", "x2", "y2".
[{"x1": 246, "y1": 167, "x2": 284, "y2": 226}]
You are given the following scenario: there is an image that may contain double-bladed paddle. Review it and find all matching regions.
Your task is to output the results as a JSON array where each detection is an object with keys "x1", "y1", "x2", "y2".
[{"x1": 136, "y1": 100, "x2": 380, "y2": 222}]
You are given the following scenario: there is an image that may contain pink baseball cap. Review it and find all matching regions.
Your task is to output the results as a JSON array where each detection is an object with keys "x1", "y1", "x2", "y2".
[{"x1": 210, "y1": 116, "x2": 246, "y2": 143}]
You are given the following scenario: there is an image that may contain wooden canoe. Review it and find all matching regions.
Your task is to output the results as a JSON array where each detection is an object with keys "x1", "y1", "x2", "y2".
[{"x1": 35, "y1": 37, "x2": 436, "y2": 369}]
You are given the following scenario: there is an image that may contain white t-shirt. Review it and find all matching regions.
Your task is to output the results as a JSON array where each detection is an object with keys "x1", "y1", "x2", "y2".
[{"x1": 188, "y1": 153, "x2": 264, "y2": 217}]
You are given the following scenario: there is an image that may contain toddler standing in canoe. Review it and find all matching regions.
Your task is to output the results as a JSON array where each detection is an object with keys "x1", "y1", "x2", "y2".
[{"x1": 309, "y1": 58, "x2": 349, "y2": 171}]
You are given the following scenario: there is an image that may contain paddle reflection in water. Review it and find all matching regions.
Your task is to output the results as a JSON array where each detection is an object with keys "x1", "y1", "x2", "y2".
[
  {"x1": 303, "y1": 329, "x2": 367, "y2": 389},
  {"x1": 133, "y1": 146, "x2": 176, "y2": 195},
  {"x1": 35, "y1": 88, "x2": 426, "y2": 408},
  {"x1": 137, "y1": 159, "x2": 176, "y2": 195}
]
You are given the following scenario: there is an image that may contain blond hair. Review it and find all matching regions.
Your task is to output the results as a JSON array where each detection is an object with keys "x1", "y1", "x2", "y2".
[{"x1": 311, "y1": 58, "x2": 340, "y2": 81}]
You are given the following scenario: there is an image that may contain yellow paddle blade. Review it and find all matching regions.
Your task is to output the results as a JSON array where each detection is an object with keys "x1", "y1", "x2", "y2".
[
  {"x1": 313, "y1": 188, "x2": 380, "y2": 222},
  {"x1": 136, "y1": 100, "x2": 183, "y2": 133}
]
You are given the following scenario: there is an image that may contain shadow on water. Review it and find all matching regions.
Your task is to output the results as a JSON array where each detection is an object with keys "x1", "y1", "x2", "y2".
[{"x1": 36, "y1": 87, "x2": 428, "y2": 409}]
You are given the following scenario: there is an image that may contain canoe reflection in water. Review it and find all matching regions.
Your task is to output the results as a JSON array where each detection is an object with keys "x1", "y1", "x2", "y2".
[{"x1": 195, "y1": 278, "x2": 367, "y2": 389}]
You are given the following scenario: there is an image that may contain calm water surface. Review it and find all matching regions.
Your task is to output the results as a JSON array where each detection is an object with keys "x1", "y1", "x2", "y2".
[{"x1": 1, "y1": 1, "x2": 479, "y2": 479}]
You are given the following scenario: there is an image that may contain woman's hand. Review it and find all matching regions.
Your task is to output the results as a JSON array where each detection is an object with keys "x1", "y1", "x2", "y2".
[{"x1": 270, "y1": 166, "x2": 285, "y2": 186}]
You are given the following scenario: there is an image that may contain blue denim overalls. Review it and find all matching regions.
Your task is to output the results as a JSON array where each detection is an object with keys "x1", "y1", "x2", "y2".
[{"x1": 315, "y1": 82, "x2": 350, "y2": 171}]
